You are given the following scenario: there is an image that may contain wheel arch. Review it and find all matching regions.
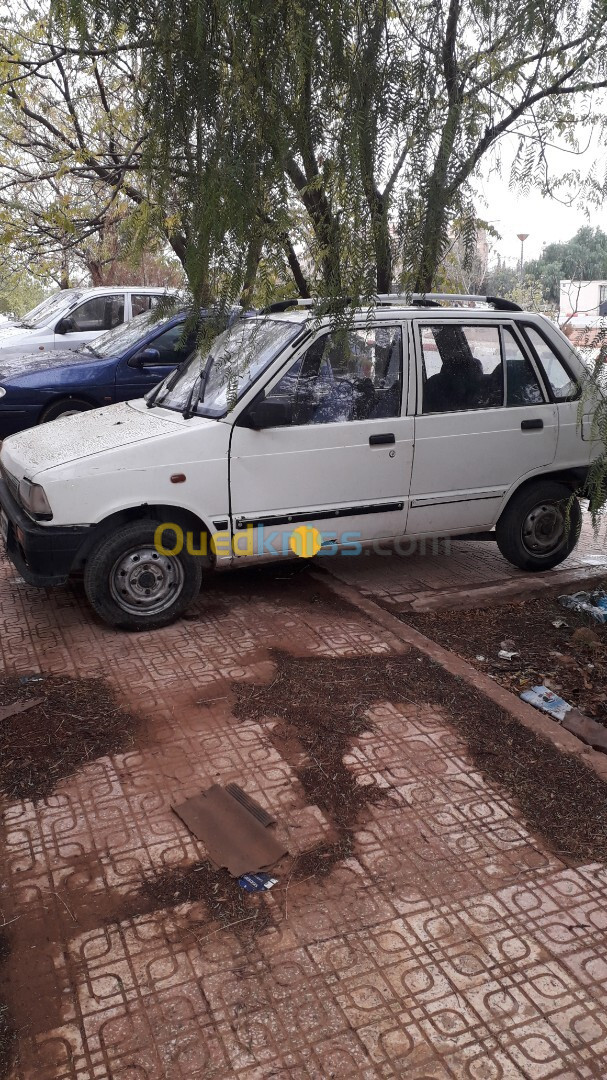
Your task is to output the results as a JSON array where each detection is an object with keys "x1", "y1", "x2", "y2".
[
  {"x1": 38, "y1": 392, "x2": 102, "y2": 422},
  {"x1": 73, "y1": 503, "x2": 213, "y2": 570},
  {"x1": 499, "y1": 466, "x2": 589, "y2": 521}
]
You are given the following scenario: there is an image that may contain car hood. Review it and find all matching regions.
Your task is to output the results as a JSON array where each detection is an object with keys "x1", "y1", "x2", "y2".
[
  {"x1": 0, "y1": 348, "x2": 102, "y2": 380},
  {"x1": 0, "y1": 399, "x2": 193, "y2": 479},
  {"x1": 0, "y1": 325, "x2": 43, "y2": 350}
]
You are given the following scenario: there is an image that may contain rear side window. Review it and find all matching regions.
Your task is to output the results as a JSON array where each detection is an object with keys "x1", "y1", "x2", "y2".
[
  {"x1": 502, "y1": 328, "x2": 544, "y2": 406},
  {"x1": 523, "y1": 327, "x2": 578, "y2": 400},
  {"x1": 420, "y1": 324, "x2": 503, "y2": 413},
  {"x1": 131, "y1": 293, "x2": 162, "y2": 317}
]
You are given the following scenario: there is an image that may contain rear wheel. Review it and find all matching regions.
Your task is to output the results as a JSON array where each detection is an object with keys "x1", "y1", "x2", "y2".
[
  {"x1": 83, "y1": 519, "x2": 204, "y2": 630},
  {"x1": 40, "y1": 398, "x2": 92, "y2": 423},
  {"x1": 495, "y1": 481, "x2": 582, "y2": 572}
]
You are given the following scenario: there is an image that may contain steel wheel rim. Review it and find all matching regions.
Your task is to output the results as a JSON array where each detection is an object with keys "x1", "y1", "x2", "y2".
[
  {"x1": 521, "y1": 501, "x2": 567, "y2": 556},
  {"x1": 109, "y1": 545, "x2": 185, "y2": 615}
]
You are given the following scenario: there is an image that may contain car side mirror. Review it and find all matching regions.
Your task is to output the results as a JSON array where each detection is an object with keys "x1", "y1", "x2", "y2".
[
  {"x1": 128, "y1": 347, "x2": 161, "y2": 369},
  {"x1": 238, "y1": 397, "x2": 291, "y2": 430},
  {"x1": 56, "y1": 316, "x2": 75, "y2": 334}
]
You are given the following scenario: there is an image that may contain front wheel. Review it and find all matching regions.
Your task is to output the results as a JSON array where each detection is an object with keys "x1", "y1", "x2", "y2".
[
  {"x1": 83, "y1": 519, "x2": 203, "y2": 630},
  {"x1": 495, "y1": 481, "x2": 582, "y2": 572}
]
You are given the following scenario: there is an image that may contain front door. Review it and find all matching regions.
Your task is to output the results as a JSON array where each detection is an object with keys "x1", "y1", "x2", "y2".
[
  {"x1": 55, "y1": 293, "x2": 126, "y2": 351},
  {"x1": 229, "y1": 322, "x2": 413, "y2": 557},
  {"x1": 408, "y1": 320, "x2": 559, "y2": 535},
  {"x1": 115, "y1": 322, "x2": 198, "y2": 401}
]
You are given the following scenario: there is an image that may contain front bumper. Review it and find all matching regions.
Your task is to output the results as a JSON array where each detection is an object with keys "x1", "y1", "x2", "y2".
[{"x1": 0, "y1": 478, "x2": 91, "y2": 586}]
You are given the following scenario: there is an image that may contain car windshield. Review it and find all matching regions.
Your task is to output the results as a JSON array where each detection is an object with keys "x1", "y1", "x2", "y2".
[
  {"x1": 82, "y1": 310, "x2": 168, "y2": 358},
  {"x1": 19, "y1": 290, "x2": 83, "y2": 329},
  {"x1": 153, "y1": 317, "x2": 302, "y2": 417}
]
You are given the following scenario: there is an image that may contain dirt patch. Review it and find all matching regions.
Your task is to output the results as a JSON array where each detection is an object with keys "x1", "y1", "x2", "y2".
[
  {"x1": 234, "y1": 650, "x2": 607, "y2": 866},
  {"x1": 140, "y1": 860, "x2": 273, "y2": 944},
  {"x1": 0, "y1": 935, "x2": 13, "y2": 1080},
  {"x1": 0, "y1": 673, "x2": 142, "y2": 801},
  {"x1": 234, "y1": 650, "x2": 396, "y2": 875},
  {"x1": 404, "y1": 589, "x2": 607, "y2": 726}
]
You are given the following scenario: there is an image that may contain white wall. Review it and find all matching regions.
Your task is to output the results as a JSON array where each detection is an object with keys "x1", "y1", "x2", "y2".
[{"x1": 559, "y1": 280, "x2": 606, "y2": 324}]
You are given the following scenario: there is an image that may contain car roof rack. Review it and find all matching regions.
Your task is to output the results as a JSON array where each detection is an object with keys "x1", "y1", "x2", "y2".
[{"x1": 261, "y1": 293, "x2": 522, "y2": 314}]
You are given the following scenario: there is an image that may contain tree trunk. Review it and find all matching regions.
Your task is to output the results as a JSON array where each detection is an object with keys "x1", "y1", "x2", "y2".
[
  {"x1": 60, "y1": 246, "x2": 70, "y2": 290},
  {"x1": 369, "y1": 191, "x2": 392, "y2": 293},
  {"x1": 87, "y1": 259, "x2": 104, "y2": 285},
  {"x1": 284, "y1": 156, "x2": 341, "y2": 295},
  {"x1": 240, "y1": 229, "x2": 264, "y2": 307},
  {"x1": 281, "y1": 233, "x2": 310, "y2": 297}
]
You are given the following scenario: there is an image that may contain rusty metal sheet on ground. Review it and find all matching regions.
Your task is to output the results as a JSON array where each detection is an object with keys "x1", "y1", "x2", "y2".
[
  {"x1": 173, "y1": 784, "x2": 287, "y2": 876},
  {"x1": 0, "y1": 698, "x2": 44, "y2": 722}
]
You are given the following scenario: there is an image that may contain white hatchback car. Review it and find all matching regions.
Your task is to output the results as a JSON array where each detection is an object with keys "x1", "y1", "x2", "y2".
[
  {"x1": 0, "y1": 286, "x2": 175, "y2": 361},
  {"x1": 0, "y1": 293, "x2": 600, "y2": 630}
]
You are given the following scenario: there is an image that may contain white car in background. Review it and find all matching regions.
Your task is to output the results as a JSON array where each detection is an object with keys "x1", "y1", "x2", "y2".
[{"x1": 0, "y1": 286, "x2": 175, "y2": 361}]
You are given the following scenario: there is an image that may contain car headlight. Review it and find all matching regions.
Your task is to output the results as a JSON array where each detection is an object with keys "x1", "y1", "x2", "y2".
[
  {"x1": 0, "y1": 387, "x2": 6, "y2": 398},
  {"x1": 19, "y1": 478, "x2": 52, "y2": 519}
]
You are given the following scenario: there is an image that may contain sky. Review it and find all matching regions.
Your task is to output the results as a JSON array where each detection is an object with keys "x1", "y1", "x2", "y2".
[{"x1": 474, "y1": 133, "x2": 607, "y2": 269}]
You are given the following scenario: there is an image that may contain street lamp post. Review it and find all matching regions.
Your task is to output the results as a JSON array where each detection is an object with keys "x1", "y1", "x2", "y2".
[{"x1": 517, "y1": 233, "x2": 529, "y2": 283}]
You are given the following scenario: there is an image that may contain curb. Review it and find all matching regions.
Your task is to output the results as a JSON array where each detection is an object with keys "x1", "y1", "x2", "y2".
[
  {"x1": 402, "y1": 562, "x2": 607, "y2": 613},
  {"x1": 314, "y1": 569, "x2": 607, "y2": 784}
]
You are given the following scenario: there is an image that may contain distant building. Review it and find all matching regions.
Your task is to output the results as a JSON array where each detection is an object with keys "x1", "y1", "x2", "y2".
[{"x1": 559, "y1": 279, "x2": 607, "y2": 327}]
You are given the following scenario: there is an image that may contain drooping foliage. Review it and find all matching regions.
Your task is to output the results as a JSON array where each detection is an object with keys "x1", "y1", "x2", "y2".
[{"x1": 45, "y1": 0, "x2": 607, "y2": 303}]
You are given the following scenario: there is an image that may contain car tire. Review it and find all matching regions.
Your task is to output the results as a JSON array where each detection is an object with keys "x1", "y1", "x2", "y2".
[
  {"x1": 83, "y1": 519, "x2": 204, "y2": 630},
  {"x1": 40, "y1": 398, "x2": 93, "y2": 423},
  {"x1": 495, "y1": 481, "x2": 582, "y2": 572}
]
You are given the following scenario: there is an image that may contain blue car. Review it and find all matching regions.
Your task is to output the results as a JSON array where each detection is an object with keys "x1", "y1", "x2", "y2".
[{"x1": 0, "y1": 310, "x2": 200, "y2": 438}]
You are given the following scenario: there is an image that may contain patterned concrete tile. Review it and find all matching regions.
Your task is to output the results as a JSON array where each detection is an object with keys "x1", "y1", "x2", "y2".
[{"x1": 1, "y1": 550, "x2": 607, "y2": 1079}]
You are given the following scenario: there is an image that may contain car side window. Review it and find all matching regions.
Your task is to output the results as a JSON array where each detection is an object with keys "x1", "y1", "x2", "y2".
[
  {"x1": 523, "y1": 327, "x2": 579, "y2": 401},
  {"x1": 68, "y1": 295, "x2": 125, "y2": 332},
  {"x1": 148, "y1": 324, "x2": 197, "y2": 364},
  {"x1": 421, "y1": 324, "x2": 503, "y2": 413},
  {"x1": 502, "y1": 328, "x2": 544, "y2": 406},
  {"x1": 263, "y1": 325, "x2": 403, "y2": 426},
  {"x1": 131, "y1": 293, "x2": 162, "y2": 317}
]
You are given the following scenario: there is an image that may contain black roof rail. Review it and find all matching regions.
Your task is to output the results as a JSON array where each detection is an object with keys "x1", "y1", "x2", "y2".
[
  {"x1": 260, "y1": 293, "x2": 524, "y2": 314},
  {"x1": 485, "y1": 296, "x2": 523, "y2": 312}
]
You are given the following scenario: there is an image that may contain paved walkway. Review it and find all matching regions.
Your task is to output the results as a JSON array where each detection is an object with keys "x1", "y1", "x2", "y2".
[
  {"x1": 0, "y1": 548, "x2": 606, "y2": 1079},
  {"x1": 324, "y1": 514, "x2": 607, "y2": 611}
]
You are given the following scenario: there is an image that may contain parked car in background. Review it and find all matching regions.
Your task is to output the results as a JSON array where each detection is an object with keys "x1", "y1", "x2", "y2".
[
  {"x1": 0, "y1": 308, "x2": 199, "y2": 437},
  {"x1": 0, "y1": 286, "x2": 176, "y2": 361}
]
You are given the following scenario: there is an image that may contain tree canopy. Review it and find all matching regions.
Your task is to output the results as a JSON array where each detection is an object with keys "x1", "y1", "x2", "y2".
[
  {"x1": 43, "y1": 0, "x2": 607, "y2": 303},
  {"x1": 525, "y1": 227, "x2": 607, "y2": 302}
]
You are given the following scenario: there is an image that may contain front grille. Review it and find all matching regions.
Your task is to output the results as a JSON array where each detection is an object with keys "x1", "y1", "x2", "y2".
[{"x1": 0, "y1": 463, "x2": 19, "y2": 502}]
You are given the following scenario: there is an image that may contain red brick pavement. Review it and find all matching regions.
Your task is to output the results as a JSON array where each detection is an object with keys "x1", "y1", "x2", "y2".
[{"x1": 0, "y1": 551, "x2": 606, "y2": 1079}]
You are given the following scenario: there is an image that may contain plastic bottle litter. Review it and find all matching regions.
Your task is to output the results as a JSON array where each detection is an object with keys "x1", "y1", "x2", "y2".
[{"x1": 558, "y1": 590, "x2": 607, "y2": 624}]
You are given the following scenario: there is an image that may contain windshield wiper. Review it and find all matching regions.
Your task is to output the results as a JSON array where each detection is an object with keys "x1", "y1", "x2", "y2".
[{"x1": 182, "y1": 352, "x2": 214, "y2": 419}]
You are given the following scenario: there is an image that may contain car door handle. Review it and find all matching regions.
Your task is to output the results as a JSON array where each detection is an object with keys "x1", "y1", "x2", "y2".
[
  {"x1": 369, "y1": 433, "x2": 395, "y2": 446},
  {"x1": 521, "y1": 419, "x2": 543, "y2": 430}
]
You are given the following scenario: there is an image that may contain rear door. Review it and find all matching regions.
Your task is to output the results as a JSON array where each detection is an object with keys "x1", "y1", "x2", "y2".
[
  {"x1": 128, "y1": 292, "x2": 166, "y2": 319},
  {"x1": 407, "y1": 319, "x2": 558, "y2": 535},
  {"x1": 229, "y1": 321, "x2": 413, "y2": 555}
]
